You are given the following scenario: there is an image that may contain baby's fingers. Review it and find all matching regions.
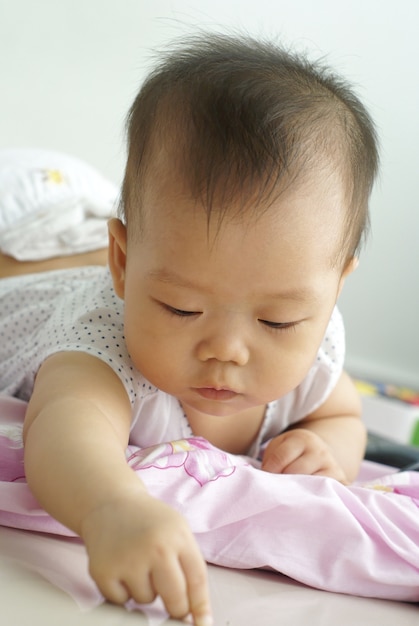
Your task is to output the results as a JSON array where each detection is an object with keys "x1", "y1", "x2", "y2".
[
  {"x1": 262, "y1": 433, "x2": 304, "y2": 473},
  {"x1": 180, "y1": 548, "x2": 213, "y2": 626},
  {"x1": 150, "y1": 556, "x2": 189, "y2": 619},
  {"x1": 130, "y1": 541, "x2": 211, "y2": 625},
  {"x1": 95, "y1": 569, "x2": 156, "y2": 607}
]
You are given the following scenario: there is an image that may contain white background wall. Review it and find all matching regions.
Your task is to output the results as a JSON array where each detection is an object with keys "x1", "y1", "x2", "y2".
[{"x1": 1, "y1": 0, "x2": 418, "y2": 387}]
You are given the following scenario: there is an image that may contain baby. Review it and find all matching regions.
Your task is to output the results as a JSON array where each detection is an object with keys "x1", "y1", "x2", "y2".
[{"x1": 0, "y1": 33, "x2": 378, "y2": 626}]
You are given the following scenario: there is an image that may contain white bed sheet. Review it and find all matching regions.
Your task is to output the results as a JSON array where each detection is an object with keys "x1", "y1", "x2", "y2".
[{"x1": 0, "y1": 524, "x2": 418, "y2": 626}]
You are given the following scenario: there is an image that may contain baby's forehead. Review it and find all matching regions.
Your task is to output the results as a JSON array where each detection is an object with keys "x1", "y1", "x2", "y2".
[
  {"x1": 130, "y1": 193, "x2": 348, "y2": 306},
  {"x1": 136, "y1": 162, "x2": 348, "y2": 261}
]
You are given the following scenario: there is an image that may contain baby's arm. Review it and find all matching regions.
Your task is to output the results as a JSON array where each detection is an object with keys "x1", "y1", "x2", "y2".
[
  {"x1": 261, "y1": 370, "x2": 366, "y2": 483},
  {"x1": 23, "y1": 352, "x2": 211, "y2": 626}
]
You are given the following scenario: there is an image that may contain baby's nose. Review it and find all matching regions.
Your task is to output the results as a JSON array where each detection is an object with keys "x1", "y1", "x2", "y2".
[{"x1": 196, "y1": 320, "x2": 250, "y2": 366}]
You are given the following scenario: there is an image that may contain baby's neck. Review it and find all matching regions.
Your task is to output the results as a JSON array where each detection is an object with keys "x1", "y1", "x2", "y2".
[{"x1": 181, "y1": 404, "x2": 266, "y2": 455}]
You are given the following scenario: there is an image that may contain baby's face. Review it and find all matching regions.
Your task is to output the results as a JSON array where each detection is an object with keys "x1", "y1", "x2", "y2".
[{"x1": 110, "y1": 174, "x2": 354, "y2": 420}]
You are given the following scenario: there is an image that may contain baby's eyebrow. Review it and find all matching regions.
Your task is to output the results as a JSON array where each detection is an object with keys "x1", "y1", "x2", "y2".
[
  {"x1": 147, "y1": 269, "x2": 200, "y2": 290},
  {"x1": 267, "y1": 286, "x2": 322, "y2": 303},
  {"x1": 147, "y1": 268, "x2": 318, "y2": 303}
]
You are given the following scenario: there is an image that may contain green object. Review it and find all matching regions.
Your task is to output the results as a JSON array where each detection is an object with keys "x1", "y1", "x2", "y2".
[{"x1": 410, "y1": 420, "x2": 419, "y2": 447}]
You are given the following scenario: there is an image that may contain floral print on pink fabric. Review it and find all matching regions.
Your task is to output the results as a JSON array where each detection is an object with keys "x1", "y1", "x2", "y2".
[{"x1": 126, "y1": 437, "x2": 236, "y2": 486}]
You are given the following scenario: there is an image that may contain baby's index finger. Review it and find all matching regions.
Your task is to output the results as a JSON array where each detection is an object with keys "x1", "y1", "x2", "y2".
[
  {"x1": 187, "y1": 579, "x2": 213, "y2": 626},
  {"x1": 180, "y1": 549, "x2": 212, "y2": 626}
]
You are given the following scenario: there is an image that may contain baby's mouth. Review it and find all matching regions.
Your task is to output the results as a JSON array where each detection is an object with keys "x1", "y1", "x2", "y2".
[{"x1": 194, "y1": 387, "x2": 238, "y2": 401}]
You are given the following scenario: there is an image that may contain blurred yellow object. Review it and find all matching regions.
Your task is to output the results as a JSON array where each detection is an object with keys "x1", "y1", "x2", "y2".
[
  {"x1": 354, "y1": 379, "x2": 419, "y2": 406},
  {"x1": 354, "y1": 380, "x2": 378, "y2": 397}
]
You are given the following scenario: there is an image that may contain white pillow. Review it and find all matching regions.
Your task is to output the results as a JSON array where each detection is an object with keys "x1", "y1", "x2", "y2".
[{"x1": 0, "y1": 148, "x2": 119, "y2": 260}]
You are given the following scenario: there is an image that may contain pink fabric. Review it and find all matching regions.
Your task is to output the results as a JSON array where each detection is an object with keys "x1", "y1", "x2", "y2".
[{"x1": 1, "y1": 395, "x2": 419, "y2": 602}]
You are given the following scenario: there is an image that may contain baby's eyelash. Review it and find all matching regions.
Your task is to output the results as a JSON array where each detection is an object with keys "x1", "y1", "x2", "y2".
[
  {"x1": 159, "y1": 301, "x2": 298, "y2": 329},
  {"x1": 164, "y1": 304, "x2": 200, "y2": 317},
  {"x1": 259, "y1": 319, "x2": 298, "y2": 332}
]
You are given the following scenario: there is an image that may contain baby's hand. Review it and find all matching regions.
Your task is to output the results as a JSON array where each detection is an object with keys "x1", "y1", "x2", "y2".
[
  {"x1": 261, "y1": 428, "x2": 347, "y2": 483},
  {"x1": 80, "y1": 491, "x2": 212, "y2": 626}
]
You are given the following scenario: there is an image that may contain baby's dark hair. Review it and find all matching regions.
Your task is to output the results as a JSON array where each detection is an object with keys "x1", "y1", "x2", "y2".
[{"x1": 121, "y1": 33, "x2": 379, "y2": 265}]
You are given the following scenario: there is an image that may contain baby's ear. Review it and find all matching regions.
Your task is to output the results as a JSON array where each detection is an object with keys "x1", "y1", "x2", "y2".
[
  {"x1": 337, "y1": 256, "x2": 359, "y2": 298},
  {"x1": 108, "y1": 218, "x2": 127, "y2": 299}
]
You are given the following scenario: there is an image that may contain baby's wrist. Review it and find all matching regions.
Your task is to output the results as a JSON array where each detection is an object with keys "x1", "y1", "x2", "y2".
[{"x1": 79, "y1": 483, "x2": 151, "y2": 539}]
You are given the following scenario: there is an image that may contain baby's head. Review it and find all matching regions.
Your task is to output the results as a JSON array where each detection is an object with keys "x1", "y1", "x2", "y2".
[
  {"x1": 120, "y1": 33, "x2": 378, "y2": 269},
  {"x1": 109, "y1": 34, "x2": 379, "y2": 412}
]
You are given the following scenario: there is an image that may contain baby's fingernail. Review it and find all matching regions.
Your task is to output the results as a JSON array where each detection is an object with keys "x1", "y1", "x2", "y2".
[{"x1": 195, "y1": 614, "x2": 213, "y2": 626}]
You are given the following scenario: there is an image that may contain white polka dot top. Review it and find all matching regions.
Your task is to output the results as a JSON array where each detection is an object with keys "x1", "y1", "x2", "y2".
[
  {"x1": 0, "y1": 266, "x2": 345, "y2": 456},
  {"x1": 0, "y1": 267, "x2": 136, "y2": 400}
]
